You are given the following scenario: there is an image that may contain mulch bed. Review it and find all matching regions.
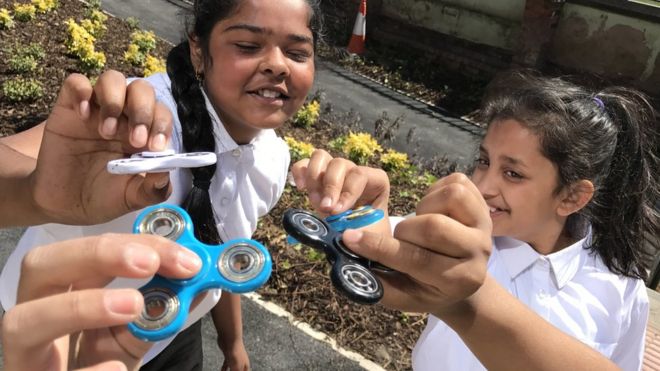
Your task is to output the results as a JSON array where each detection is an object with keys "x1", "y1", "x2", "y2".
[{"x1": 0, "y1": 1, "x2": 478, "y2": 369}]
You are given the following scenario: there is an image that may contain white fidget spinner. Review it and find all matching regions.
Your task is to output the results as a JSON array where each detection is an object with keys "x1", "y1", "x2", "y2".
[{"x1": 107, "y1": 150, "x2": 217, "y2": 174}]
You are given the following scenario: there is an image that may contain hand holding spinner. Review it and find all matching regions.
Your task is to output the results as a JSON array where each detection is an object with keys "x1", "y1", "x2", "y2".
[
  {"x1": 282, "y1": 207, "x2": 391, "y2": 305},
  {"x1": 128, "y1": 204, "x2": 272, "y2": 341},
  {"x1": 286, "y1": 205, "x2": 385, "y2": 245},
  {"x1": 107, "y1": 150, "x2": 217, "y2": 174}
]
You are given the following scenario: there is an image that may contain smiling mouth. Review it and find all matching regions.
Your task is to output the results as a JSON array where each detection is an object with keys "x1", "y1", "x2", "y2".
[
  {"x1": 489, "y1": 206, "x2": 508, "y2": 214},
  {"x1": 249, "y1": 89, "x2": 290, "y2": 100}
]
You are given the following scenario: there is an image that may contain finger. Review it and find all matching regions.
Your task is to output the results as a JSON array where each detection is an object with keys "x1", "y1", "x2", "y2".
[
  {"x1": 2, "y1": 289, "x2": 142, "y2": 371},
  {"x1": 124, "y1": 172, "x2": 172, "y2": 210},
  {"x1": 341, "y1": 226, "x2": 487, "y2": 284},
  {"x1": 17, "y1": 234, "x2": 202, "y2": 303},
  {"x1": 54, "y1": 73, "x2": 94, "y2": 121},
  {"x1": 318, "y1": 158, "x2": 362, "y2": 213},
  {"x1": 124, "y1": 79, "x2": 157, "y2": 149},
  {"x1": 331, "y1": 165, "x2": 368, "y2": 213},
  {"x1": 416, "y1": 175, "x2": 490, "y2": 229},
  {"x1": 147, "y1": 102, "x2": 173, "y2": 151},
  {"x1": 354, "y1": 167, "x2": 391, "y2": 211},
  {"x1": 93, "y1": 70, "x2": 128, "y2": 138},
  {"x1": 290, "y1": 158, "x2": 310, "y2": 190},
  {"x1": 78, "y1": 361, "x2": 129, "y2": 371},
  {"x1": 303, "y1": 150, "x2": 333, "y2": 207}
]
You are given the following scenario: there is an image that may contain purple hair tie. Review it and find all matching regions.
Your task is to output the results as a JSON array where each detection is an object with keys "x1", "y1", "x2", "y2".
[{"x1": 593, "y1": 97, "x2": 605, "y2": 109}]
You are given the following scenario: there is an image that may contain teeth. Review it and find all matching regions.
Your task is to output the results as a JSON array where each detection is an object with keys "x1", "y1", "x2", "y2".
[
  {"x1": 489, "y1": 207, "x2": 497, "y2": 212},
  {"x1": 258, "y1": 89, "x2": 282, "y2": 98}
]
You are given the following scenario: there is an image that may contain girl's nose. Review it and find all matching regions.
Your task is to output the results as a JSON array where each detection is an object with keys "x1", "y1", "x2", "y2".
[
  {"x1": 472, "y1": 170, "x2": 497, "y2": 199},
  {"x1": 261, "y1": 48, "x2": 290, "y2": 78}
]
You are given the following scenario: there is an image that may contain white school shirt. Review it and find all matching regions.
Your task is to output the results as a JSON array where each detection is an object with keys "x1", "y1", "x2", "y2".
[
  {"x1": 0, "y1": 72, "x2": 290, "y2": 364},
  {"x1": 412, "y1": 231, "x2": 649, "y2": 371}
]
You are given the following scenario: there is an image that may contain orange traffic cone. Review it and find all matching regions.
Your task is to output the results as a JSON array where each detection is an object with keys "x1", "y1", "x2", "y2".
[{"x1": 347, "y1": 0, "x2": 367, "y2": 55}]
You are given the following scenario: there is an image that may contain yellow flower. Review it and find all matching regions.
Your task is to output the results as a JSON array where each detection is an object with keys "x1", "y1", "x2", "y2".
[
  {"x1": 31, "y1": 0, "x2": 57, "y2": 13},
  {"x1": 292, "y1": 100, "x2": 321, "y2": 128},
  {"x1": 0, "y1": 8, "x2": 14, "y2": 29},
  {"x1": 13, "y1": 3, "x2": 36, "y2": 21},
  {"x1": 124, "y1": 43, "x2": 145, "y2": 66},
  {"x1": 284, "y1": 136, "x2": 315, "y2": 163},
  {"x1": 342, "y1": 132, "x2": 382, "y2": 165},
  {"x1": 143, "y1": 55, "x2": 166, "y2": 76},
  {"x1": 380, "y1": 149, "x2": 409, "y2": 171}
]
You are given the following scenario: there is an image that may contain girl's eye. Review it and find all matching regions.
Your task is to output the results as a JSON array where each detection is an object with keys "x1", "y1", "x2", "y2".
[
  {"x1": 504, "y1": 170, "x2": 523, "y2": 179},
  {"x1": 235, "y1": 43, "x2": 260, "y2": 52},
  {"x1": 288, "y1": 50, "x2": 312, "y2": 63},
  {"x1": 475, "y1": 158, "x2": 489, "y2": 168}
]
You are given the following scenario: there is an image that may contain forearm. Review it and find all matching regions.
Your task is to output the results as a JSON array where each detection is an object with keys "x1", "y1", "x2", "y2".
[
  {"x1": 211, "y1": 293, "x2": 244, "y2": 349},
  {"x1": 436, "y1": 275, "x2": 619, "y2": 371},
  {"x1": 0, "y1": 142, "x2": 45, "y2": 227}
]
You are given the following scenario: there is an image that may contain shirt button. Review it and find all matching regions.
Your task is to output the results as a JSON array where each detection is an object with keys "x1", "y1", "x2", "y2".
[
  {"x1": 232, "y1": 149, "x2": 241, "y2": 157},
  {"x1": 221, "y1": 198, "x2": 230, "y2": 206}
]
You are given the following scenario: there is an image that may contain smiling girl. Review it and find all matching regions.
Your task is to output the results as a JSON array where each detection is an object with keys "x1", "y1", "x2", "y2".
[
  {"x1": 295, "y1": 70, "x2": 658, "y2": 370},
  {"x1": 1, "y1": 0, "x2": 323, "y2": 370}
]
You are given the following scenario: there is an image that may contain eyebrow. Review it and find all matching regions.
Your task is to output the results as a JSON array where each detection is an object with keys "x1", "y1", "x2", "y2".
[
  {"x1": 479, "y1": 145, "x2": 528, "y2": 169},
  {"x1": 223, "y1": 23, "x2": 313, "y2": 44}
]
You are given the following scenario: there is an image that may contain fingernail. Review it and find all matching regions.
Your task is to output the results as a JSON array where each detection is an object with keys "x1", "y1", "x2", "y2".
[
  {"x1": 105, "y1": 290, "x2": 140, "y2": 316},
  {"x1": 125, "y1": 244, "x2": 158, "y2": 272},
  {"x1": 334, "y1": 202, "x2": 344, "y2": 213},
  {"x1": 177, "y1": 249, "x2": 202, "y2": 273},
  {"x1": 154, "y1": 175, "x2": 170, "y2": 189},
  {"x1": 342, "y1": 229, "x2": 363, "y2": 244},
  {"x1": 321, "y1": 196, "x2": 332, "y2": 208},
  {"x1": 79, "y1": 100, "x2": 90, "y2": 119},
  {"x1": 131, "y1": 125, "x2": 148, "y2": 147},
  {"x1": 102, "y1": 117, "x2": 118, "y2": 137},
  {"x1": 151, "y1": 133, "x2": 167, "y2": 151}
]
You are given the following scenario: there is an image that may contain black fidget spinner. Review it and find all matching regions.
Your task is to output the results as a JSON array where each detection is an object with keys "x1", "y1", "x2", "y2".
[{"x1": 282, "y1": 208, "x2": 392, "y2": 304}]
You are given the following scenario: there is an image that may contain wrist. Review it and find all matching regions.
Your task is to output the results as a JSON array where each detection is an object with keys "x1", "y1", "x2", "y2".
[{"x1": 0, "y1": 171, "x2": 47, "y2": 227}]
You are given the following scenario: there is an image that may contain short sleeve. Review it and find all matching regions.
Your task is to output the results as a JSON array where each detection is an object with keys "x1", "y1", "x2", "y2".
[{"x1": 610, "y1": 280, "x2": 649, "y2": 370}]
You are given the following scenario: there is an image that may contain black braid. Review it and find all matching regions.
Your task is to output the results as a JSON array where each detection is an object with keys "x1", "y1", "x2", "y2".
[{"x1": 167, "y1": 41, "x2": 220, "y2": 244}]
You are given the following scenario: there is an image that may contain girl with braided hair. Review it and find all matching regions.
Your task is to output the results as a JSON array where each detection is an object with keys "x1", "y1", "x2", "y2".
[{"x1": 1, "y1": 0, "x2": 324, "y2": 369}]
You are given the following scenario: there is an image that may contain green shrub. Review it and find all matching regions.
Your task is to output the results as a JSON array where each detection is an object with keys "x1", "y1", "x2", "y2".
[
  {"x1": 6, "y1": 43, "x2": 46, "y2": 73},
  {"x1": 130, "y1": 30, "x2": 156, "y2": 54},
  {"x1": 85, "y1": 0, "x2": 101, "y2": 10},
  {"x1": 125, "y1": 16, "x2": 140, "y2": 30},
  {"x1": 8, "y1": 54, "x2": 38, "y2": 73},
  {"x1": 3, "y1": 77, "x2": 43, "y2": 102}
]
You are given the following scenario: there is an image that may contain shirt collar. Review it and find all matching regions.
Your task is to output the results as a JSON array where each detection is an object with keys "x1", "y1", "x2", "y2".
[{"x1": 494, "y1": 228, "x2": 591, "y2": 289}]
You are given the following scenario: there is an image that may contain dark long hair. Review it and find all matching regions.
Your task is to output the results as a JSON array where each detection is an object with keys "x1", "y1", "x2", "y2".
[
  {"x1": 478, "y1": 70, "x2": 659, "y2": 280},
  {"x1": 166, "y1": 0, "x2": 324, "y2": 243}
]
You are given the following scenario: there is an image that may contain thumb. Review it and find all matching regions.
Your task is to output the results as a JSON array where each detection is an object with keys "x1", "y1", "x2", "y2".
[{"x1": 125, "y1": 173, "x2": 171, "y2": 211}]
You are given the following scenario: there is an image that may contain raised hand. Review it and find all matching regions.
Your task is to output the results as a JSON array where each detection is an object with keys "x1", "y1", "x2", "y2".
[
  {"x1": 2, "y1": 233, "x2": 202, "y2": 371},
  {"x1": 290, "y1": 149, "x2": 390, "y2": 215},
  {"x1": 341, "y1": 173, "x2": 492, "y2": 314},
  {"x1": 2, "y1": 71, "x2": 175, "y2": 226}
]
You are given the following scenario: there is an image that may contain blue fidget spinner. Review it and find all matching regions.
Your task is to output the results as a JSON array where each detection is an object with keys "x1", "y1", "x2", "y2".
[
  {"x1": 282, "y1": 207, "x2": 391, "y2": 304},
  {"x1": 286, "y1": 205, "x2": 385, "y2": 245},
  {"x1": 128, "y1": 204, "x2": 272, "y2": 342}
]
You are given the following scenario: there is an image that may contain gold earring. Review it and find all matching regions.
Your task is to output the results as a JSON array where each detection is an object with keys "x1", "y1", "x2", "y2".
[{"x1": 195, "y1": 70, "x2": 204, "y2": 82}]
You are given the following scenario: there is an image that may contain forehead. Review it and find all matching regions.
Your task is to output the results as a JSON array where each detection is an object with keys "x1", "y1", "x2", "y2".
[
  {"x1": 220, "y1": 0, "x2": 313, "y2": 36},
  {"x1": 482, "y1": 119, "x2": 548, "y2": 165}
]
